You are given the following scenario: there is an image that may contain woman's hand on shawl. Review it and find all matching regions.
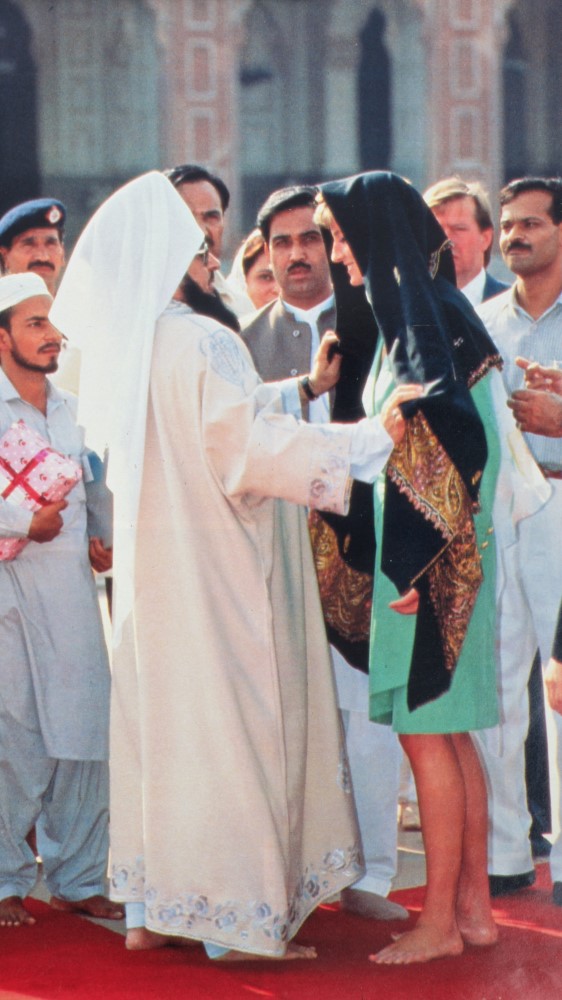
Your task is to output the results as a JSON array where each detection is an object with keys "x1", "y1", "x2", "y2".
[
  {"x1": 308, "y1": 330, "x2": 343, "y2": 396},
  {"x1": 89, "y1": 537, "x2": 113, "y2": 573},
  {"x1": 380, "y1": 384, "x2": 424, "y2": 444},
  {"x1": 389, "y1": 587, "x2": 419, "y2": 615},
  {"x1": 545, "y1": 657, "x2": 562, "y2": 715}
]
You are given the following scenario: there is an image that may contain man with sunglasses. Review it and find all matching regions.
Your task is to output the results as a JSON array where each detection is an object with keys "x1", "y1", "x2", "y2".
[{"x1": 164, "y1": 163, "x2": 252, "y2": 320}]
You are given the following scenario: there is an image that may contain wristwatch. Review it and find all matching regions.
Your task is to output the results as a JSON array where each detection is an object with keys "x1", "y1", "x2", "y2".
[{"x1": 300, "y1": 375, "x2": 318, "y2": 401}]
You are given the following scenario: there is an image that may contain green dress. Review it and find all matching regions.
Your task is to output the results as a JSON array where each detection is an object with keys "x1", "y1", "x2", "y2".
[{"x1": 365, "y1": 350, "x2": 500, "y2": 734}]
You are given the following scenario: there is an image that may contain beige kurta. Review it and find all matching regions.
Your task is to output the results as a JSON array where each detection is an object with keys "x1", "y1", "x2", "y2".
[{"x1": 109, "y1": 304, "x2": 363, "y2": 956}]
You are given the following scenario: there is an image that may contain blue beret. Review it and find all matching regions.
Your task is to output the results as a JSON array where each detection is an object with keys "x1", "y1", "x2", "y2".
[{"x1": 0, "y1": 198, "x2": 66, "y2": 246}]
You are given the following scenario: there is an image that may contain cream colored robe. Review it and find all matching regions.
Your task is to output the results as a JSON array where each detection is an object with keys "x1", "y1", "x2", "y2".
[{"x1": 109, "y1": 304, "x2": 364, "y2": 956}]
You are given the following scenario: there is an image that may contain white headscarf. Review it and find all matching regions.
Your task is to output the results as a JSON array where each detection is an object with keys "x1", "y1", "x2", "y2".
[{"x1": 50, "y1": 172, "x2": 203, "y2": 644}]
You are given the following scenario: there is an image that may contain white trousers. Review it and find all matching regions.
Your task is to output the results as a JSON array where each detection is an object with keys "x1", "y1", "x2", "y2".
[
  {"x1": 332, "y1": 649, "x2": 402, "y2": 896},
  {"x1": 475, "y1": 481, "x2": 562, "y2": 879}
]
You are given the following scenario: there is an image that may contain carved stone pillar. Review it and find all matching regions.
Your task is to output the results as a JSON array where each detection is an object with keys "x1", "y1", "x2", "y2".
[
  {"x1": 148, "y1": 0, "x2": 250, "y2": 255},
  {"x1": 419, "y1": 0, "x2": 511, "y2": 205}
]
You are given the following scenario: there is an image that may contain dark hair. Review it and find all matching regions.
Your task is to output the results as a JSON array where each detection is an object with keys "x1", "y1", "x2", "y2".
[
  {"x1": 257, "y1": 185, "x2": 319, "y2": 242},
  {"x1": 0, "y1": 307, "x2": 12, "y2": 331},
  {"x1": 163, "y1": 164, "x2": 230, "y2": 212},
  {"x1": 500, "y1": 176, "x2": 562, "y2": 225},
  {"x1": 178, "y1": 274, "x2": 240, "y2": 332},
  {"x1": 239, "y1": 229, "x2": 267, "y2": 276}
]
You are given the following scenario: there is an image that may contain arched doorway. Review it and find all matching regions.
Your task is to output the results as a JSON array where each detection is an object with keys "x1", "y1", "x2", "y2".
[
  {"x1": 238, "y1": 1, "x2": 285, "y2": 228},
  {"x1": 358, "y1": 8, "x2": 391, "y2": 171},
  {"x1": 0, "y1": 1, "x2": 39, "y2": 214},
  {"x1": 503, "y1": 0, "x2": 562, "y2": 181}
]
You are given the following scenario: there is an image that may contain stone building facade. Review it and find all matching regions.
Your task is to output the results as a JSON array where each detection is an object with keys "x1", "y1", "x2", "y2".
[{"x1": 1, "y1": 0, "x2": 560, "y2": 254}]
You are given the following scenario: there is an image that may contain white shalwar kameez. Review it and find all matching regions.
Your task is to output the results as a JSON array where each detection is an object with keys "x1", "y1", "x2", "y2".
[
  {"x1": 108, "y1": 303, "x2": 399, "y2": 956},
  {"x1": 0, "y1": 370, "x2": 111, "y2": 901}
]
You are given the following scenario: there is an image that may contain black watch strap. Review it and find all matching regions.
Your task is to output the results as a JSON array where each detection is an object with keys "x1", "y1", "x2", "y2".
[{"x1": 300, "y1": 375, "x2": 318, "y2": 401}]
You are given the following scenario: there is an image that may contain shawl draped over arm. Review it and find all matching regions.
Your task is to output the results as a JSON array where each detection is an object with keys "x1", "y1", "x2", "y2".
[{"x1": 320, "y1": 171, "x2": 502, "y2": 710}]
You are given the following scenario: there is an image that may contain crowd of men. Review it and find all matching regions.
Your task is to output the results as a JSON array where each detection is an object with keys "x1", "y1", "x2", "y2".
[{"x1": 1, "y1": 162, "x2": 562, "y2": 949}]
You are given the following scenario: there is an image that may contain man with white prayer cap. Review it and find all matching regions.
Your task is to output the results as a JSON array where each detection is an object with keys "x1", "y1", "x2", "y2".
[
  {"x1": 50, "y1": 171, "x2": 422, "y2": 959},
  {"x1": 0, "y1": 272, "x2": 121, "y2": 928}
]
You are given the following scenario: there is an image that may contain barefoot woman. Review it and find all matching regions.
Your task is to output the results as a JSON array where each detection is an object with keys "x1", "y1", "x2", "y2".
[{"x1": 316, "y1": 172, "x2": 502, "y2": 964}]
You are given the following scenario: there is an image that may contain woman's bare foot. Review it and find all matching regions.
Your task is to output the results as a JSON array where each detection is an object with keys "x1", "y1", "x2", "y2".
[
  {"x1": 50, "y1": 895, "x2": 124, "y2": 920},
  {"x1": 456, "y1": 880, "x2": 499, "y2": 947},
  {"x1": 214, "y1": 942, "x2": 317, "y2": 962},
  {"x1": 0, "y1": 896, "x2": 36, "y2": 927},
  {"x1": 370, "y1": 925, "x2": 464, "y2": 964},
  {"x1": 126, "y1": 927, "x2": 198, "y2": 950},
  {"x1": 456, "y1": 907, "x2": 499, "y2": 947}
]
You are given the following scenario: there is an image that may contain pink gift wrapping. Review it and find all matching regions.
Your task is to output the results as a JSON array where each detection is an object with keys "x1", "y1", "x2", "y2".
[{"x1": 0, "y1": 419, "x2": 83, "y2": 561}]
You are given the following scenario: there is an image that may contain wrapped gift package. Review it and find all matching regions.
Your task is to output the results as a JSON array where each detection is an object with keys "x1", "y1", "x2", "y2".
[{"x1": 0, "y1": 419, "x2": 82, "y2": 561}]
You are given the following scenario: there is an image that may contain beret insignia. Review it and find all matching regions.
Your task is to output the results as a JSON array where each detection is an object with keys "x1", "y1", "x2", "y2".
[{"x1": 46, "y1": 206, "x2": 63, "y2": 225}]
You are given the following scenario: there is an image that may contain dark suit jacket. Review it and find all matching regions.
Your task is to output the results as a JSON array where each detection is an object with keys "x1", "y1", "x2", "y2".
[{"x1": 483, "y1": 271, "x2": 509, "y2": 302}]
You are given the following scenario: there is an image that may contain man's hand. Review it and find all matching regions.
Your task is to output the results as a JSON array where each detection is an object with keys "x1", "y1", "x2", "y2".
[
  {"x1": 516, "y1": 356, "x2": 562, "y2": 394},
  {"x1": 28, "y1": 500, "x2": 68, "y2": 543},
  {"x1": 389, "y1": 587, "x2": 419, "y2": 615},
  {"x1": 507, "y1": 388, "x2": 562, "y2": 436},
  {"x1": 308, "y1": 330, "x2": 342, "y2": 396},
  {"x1": 545, "y1": 657, "x2": 562, "y2": 715},
  {"x1": 380, "y1": 384, "x2": 424, "y2": 444},
  {"x1": 89, "y1": 537, "x2": 113, "y2": 573}
]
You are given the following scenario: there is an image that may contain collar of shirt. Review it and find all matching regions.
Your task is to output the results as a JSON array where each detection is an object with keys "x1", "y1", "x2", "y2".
[
  {"x1": 509, "y1": 284, "x2": 562, "y2": 323},
  {"x1": 166, "y1": 299, "x2": 192, "y2": 315},
  {"x1": 282, "y1": 294, "x2": 335, "y2": 327},
  {"x1": 0, "y1": 366, "x2": 63, "y2": 411},
  {"x1": 461, "y1": 269, "x2": 487, "y2": 307}
]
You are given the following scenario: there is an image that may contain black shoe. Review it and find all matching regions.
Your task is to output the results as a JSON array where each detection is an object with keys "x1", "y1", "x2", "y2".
[
  {"x1": 489, "y1": 870, "x2": 536, "y2": 897},
  {"x1": 553, "y1": 882, "x2": 562, "y2": 906},
  {"x1": 531, "y1": 835, "x2": 552, "y2": 859}
]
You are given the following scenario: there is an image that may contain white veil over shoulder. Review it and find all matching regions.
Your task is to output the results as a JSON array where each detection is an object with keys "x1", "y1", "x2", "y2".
[{"x1": 50, "y1": 171, "x2": 203, "y2": 644}]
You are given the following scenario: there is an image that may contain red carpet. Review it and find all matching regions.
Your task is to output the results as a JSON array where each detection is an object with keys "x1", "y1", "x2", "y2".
[{"x1": 1, "y1": 865, "x2": 561, "y2": 1000}]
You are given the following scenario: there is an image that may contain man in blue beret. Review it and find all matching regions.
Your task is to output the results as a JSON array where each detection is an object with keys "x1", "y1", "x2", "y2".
[{"x1": 0, "y1": 198, "x2": 66, "y2": 297}]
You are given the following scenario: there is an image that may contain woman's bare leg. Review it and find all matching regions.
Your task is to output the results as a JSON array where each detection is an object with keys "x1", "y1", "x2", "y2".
[
  {"x1": 451, "y1": 732, "x2": 498, "y2": 946},
  {"x1": 371, "y1": 733, "x2": 465, "y2": 964}
]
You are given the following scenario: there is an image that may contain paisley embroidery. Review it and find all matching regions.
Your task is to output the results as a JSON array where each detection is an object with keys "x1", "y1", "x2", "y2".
[
  {"x1": 428, "y1": 238, "x2": 453, "y2": 279},
  {"x1": 309, "y1": 509, "x2": 372, "y2": 643},
  {"x1": 388, "y1": 409, "x2": 482, "y2": 672}
]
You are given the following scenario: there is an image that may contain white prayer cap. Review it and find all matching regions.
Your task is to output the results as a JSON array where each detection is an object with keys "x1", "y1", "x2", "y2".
[{"x1": 0, "y1": 272, "x2": 52, "y2": 311}]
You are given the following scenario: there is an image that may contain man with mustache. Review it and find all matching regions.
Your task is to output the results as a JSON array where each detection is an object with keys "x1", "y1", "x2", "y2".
[
  {"x1": 0, "y1": 199, "x2": 66, "y2": 297},
  {"x1": 0, "y1": 273, "x2": 121, "y2": 928},
  {"x1": 0, "y1": 199, "x2": 83, "y2": 395},
  {"x1": 241, "y1": 185, "x2": 408, "y2": 923},
  {"x1": 241, "y1": 186, "x2": 335, "y2": 421},
  {"x1": 475, "y1": 177, "x2": 562, "y2": 904},
  {"x1": 164, "y1": 163, "x2": 252, "y2": 322}
]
